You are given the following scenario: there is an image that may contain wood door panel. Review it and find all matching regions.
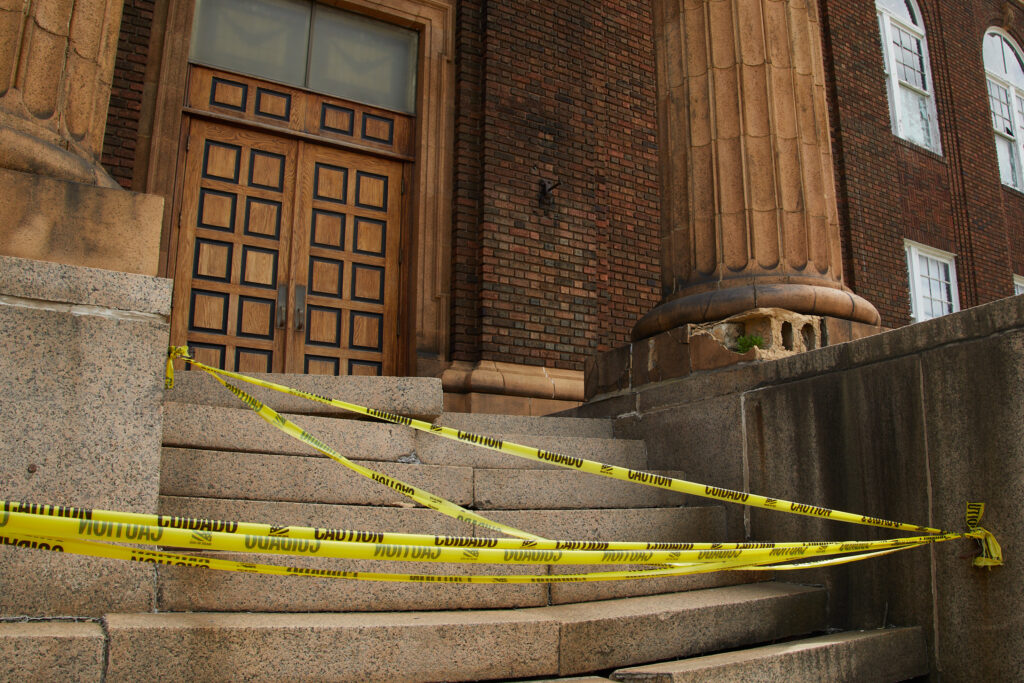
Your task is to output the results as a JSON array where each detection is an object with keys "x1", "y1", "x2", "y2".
[
  {"x1": 287, "y1": 143, "x2": 403, "y2": 375},
  {"x1": 173, "y1": 72, "x2": 407, "y2": 377},
  {"x1": 171, "y1": 118, "x2": 297, "y2": 373}
]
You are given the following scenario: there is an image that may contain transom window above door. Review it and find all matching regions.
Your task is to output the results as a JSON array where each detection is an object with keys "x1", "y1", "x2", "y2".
[{"x1": 190, "y1": 0, "x2": 419, "y2": 114}]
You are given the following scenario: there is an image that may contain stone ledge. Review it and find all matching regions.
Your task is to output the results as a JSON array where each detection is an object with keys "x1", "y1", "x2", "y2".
[
  {"x1": 0, "y1": 255, "x2": 172, "y2": 316},
  {"x1": 0, "y1": 168, "x2": 164, "y2": 276}
]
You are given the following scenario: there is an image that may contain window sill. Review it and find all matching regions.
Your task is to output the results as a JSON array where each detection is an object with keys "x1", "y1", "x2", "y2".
[{"x1": 893, "y1": 136, "x2": 946, "y2": 163}]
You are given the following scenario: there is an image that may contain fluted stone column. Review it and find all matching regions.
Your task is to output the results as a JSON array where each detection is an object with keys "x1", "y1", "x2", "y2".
[
  {"x1": 0, "y1": 0, "x2": 124, "y2": 187},
  {"x1": 634, "y1": 0, "x2": 878, "y2": 340}
]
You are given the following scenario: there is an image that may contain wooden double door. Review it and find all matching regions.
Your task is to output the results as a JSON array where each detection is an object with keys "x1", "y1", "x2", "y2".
[{"x1": 171, "y1": 117, "x2": 404, "y2": 376}]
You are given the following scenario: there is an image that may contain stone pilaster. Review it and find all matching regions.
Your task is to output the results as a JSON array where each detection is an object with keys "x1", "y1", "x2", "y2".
[
  {"x1": 0, "y1": 0, "x2": 124, "y2": 187},
  {"x1": 634, "y1": 0, "x2": 878, "y2": 340}
]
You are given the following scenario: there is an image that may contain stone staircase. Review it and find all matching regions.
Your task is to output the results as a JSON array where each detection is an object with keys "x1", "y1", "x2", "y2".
[{"x1": 12, "y1": 373, "x2": 930, "y2": 681}]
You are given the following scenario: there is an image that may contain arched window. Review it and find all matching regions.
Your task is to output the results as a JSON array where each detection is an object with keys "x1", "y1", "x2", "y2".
[
  {"x1": 876, "y1": 0, "x2": 941, "y2": 152},
  {"x1": 984, "y1": 29, "x2": 1024, "y2": 190}
]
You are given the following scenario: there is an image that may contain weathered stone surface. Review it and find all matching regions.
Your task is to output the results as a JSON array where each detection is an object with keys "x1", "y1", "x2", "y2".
[
  {"x1": 548, "y1": 583, "x2": 827, "y2": 675},
  {"x1": 160, "y1": 448, "x2": 474, "y2": 506},
  {"x1": 549, "y1": 566, "x2": 767, "y2": 605},
  {"x1": 473, "y1": 469, "x2": 688, "y2": 510},
  {"x1": 484, "y1": 506, "x2": 726, "y2": 545},
  {"x1": 0, "y1": 254, "x2": 172, "y2": 314},
  {"x1": 157, "y1": 553, "x2": 549, "y2": 613},
  {"x1": 0, "y1": 169, "x2": 163, "y2": 274},
  {"x1": 104, "y1": 611, "x2": 561, "y2": 682},
  {"x1": 0, "y1": 621, "x2": 106, "y2": 682},
  {"x1": 166, "y1": 370, "x2": 442, "y2": 420},
  {"x1": 162, "y1": 403, "x2": 414, "y2": 460},
  {"x1": 611, "y1": 627, "x2": 927, "y2": 682},
  {"x1": 0, "y1": 257, "x2": 166, "y2": 616},
  {"x1": 158, "y1": 496, "x2": 477, "y2": 538},
  {"x1": 415, "y1": 432, "x2": 647, "y2": 470},
  {"x1": 435, "y1": 412, "x2": 613, "y2": 438}
]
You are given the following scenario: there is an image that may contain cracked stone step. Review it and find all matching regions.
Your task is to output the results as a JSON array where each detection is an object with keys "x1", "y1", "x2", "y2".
[
  {"x1": 160, "y1": 448, "x2": 685, "y2": 509},
  {"x1": 162, "y1": 404, "x2": 647, "y2": 471},
  {"x1": 104, "y1": 584, "x2": 827, "y2": 682},
  {"x1": 610, "y1": 627, "x2": 928, "y2": 682}
]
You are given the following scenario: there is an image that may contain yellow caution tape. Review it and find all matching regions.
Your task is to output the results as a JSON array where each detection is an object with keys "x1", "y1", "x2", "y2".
[
  {"x1": 166, "y1": 346, "x2": 1002, "y2": 557},
  {"x1": 0, "y1": 509, "x2": 954, "y2": 566}
]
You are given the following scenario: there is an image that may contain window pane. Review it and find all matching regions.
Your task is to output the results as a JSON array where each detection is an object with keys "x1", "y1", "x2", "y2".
[
  {"x1": 893, "y1": 25, "x2": 926, "y2": 90},
  {"x1": 995, "y1": 133, "x2": 1020, "y2": 187},
  {"x1": 984, "y1": 32, "x2": 1006, "y2": 77},
  {"x1": 988, "y1": 80, "x2": 1014, "y2": 134},
  {"x1": 1004, "y1": 37, "x2": 1024, "y2": 87},
  {"x1": 877, "y1": 0, "x2": 916, "y2": 26},
  {"x1": 899, "y1": 85, "x2": 932, "y2": 148},
  {"x1": 190, "y1": 0, "x2": 311, "y2": 87},
  {"x1": 308, "y1": 6, "x2": 419, "y2": 113}
]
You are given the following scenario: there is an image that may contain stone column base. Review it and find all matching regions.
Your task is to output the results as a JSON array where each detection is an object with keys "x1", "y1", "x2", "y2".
[
  {"x1": 0, "y1": 167, "x2": 164, "y2": 276},
  {"x1": 588, "y1": 308, "x2": 885, "y2": 401},
  {"x1": 440, "y1": 361, "x2": 583, "y2": 416}
]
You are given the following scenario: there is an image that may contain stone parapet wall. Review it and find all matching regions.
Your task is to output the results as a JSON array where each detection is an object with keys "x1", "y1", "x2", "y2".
[
  {"x1": 577, "y1": 293, "x2": 1024, "y2": 681},
  {"x1": 0, "y1": 255, "x2": 172, "y2": 616}
]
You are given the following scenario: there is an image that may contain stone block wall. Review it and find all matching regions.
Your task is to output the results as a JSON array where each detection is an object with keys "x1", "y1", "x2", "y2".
[
  {"x1": 578, "y1": 293, "x2": 1024, "y2": 681},
  {"x1": 0, "y1": 256, "x2": 172, "y2": 616}
]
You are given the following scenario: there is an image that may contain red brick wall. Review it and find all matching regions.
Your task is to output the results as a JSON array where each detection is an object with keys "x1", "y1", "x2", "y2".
[
  {"x1": 450, "y1": 0, "x2": 661, "y2": 369},
  {"x1": 820, "y1": 0, "x2": 1018, "y2": 326},
  {"x1": 101, "y1": 0, "x2": 155, "y2": 189}
]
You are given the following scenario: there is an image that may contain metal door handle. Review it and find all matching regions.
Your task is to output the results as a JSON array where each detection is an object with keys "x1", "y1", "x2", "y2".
[
  {"x1": 276, "y1": 285, "x2": 287, "y2": 329},
  {"x1": 294, "y1": 285, "x2": 306, "y2": 332}
]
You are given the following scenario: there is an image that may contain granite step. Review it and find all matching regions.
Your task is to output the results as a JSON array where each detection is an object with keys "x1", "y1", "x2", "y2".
[
  {"x1": 162, "y1": 404, "x2": 647, "y2": 470},
  {"x1": 165, "y1": 370, "x2": 443, "y2": 419},
  {"x1": 157, "y1": 497, "x2": 726, "y2": 544},
  {"x1": 0, "y1": 622, "x2": 106, "y2": 681},
  {"x1": 104, "y1": 584, "x2": 827, "y2": 682},
  {"x1": 611, "y1": 627, "x2": 928, "y2": 682},
  {"x1": 160, "y1": 448, "x2": 685, "y2": 509},
  {"x1": 153, "y1": 498, "x2": 757, "y2": 611},
  {"x1": 435, "y1": 412, "x2": 613, "y2": 438}
]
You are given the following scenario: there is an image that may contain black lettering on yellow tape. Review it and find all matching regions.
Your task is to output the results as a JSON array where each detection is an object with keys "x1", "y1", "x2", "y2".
[
  {"x1": 243, "y1": 536, "x2": 322, "y2": 554},
  {"x1": 78, "y1": 520, "x2": 162, "y2": 542},
  {"x1": 4, "y1": 501, "x2": 92, "y2": 521},
  {"x1": 705, "y1": 486, "x2": 750, "y2": 503},
  {"x1": 536, "y1": 450, "x2": 583, "y2": 469},
  {"x1": 373, "y1": 544, "x2": 442, "y2": 561},
  {"x1": 1, "y1": 536, "x2": 63, "y2": 552},
  {"x1": 157, "y1": 515, "x2": 239, "y2": 534}
]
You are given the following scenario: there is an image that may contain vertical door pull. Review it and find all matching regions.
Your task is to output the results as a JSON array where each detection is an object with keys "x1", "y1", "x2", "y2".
[
  {"x1": 276, "y1": 285, "x2": 287, "y2": 329},
  {"x1": 294, "y1": 285, "x2": 306, "y2": 332}
]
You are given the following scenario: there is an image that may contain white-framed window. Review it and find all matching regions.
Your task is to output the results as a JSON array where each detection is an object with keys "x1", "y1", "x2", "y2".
[
  {"x1": 877, "y1": 0, "x2": 941, "y2": 152},
  {"x1": 905, "y1": 240, "x2": 959, "y2": 322},
  {"x1": 984, "y1": 29, "x2": 1024, "y2": 190},
  {"x1": 1014, "y1": 274, "x2": 1024, "y2": 295}
]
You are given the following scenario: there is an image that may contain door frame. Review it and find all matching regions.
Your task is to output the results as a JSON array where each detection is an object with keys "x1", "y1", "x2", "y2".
[{"x1": 140, "y1": 0, "x2": 455, "y2": 376}]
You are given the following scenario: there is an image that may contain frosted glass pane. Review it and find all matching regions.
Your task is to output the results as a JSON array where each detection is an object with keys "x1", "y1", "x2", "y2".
[
  {"x1": 191, "y1": 0, "x2": 311, "y2": 87},
  {"x1": 899, "y1": 85, "x2": 931, "y2": 148},
  {"x1": 308, "y1": 5, "x2": 418, "y2": 113},
  {"x1": 984, "y1": 32, "x2": 1005, "y2": 75}
]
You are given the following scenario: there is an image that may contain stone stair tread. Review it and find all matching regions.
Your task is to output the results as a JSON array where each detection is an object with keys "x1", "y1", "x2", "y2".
[
  {"x1": 544, "y1": 583, "x2": 828, "y2": 675},
  {"x1": 104, "y1": 583, "x2": 827, "y2": 682},
  {"x1": 610, "y1": 627, "x2": 928, "y2": 682},
  {"x1": 0, "y1": 622, "x2": 106, "y2": 682},
  {"x1": 159, "y1": 496, "x2": 728, "y2": 544},
  {"x1": 415, "y1": 432, "x2": 648, "y2": 470},
  {"x1": 160, "y1": 448, "x2": 474, "y2": 506},
  {"x1": 474, "y1": 468, "x2": 686, "y2": 509},
  {"x1": 165, "y1": 370, "x2": 443, "y2": 419},
  {"x1": 156, "y1": 552, "x2": 767, "y2": 613},
  {"x1": 160, "y1": 448, "x2": 682, "y2": 509},
  {"x1": 162, "y1": 404, "x2": 645, "y2": 470},
  {"x1": 436, "y1": 412, "x2": 613, "y2": 438},
  {"x1": 162, "y1": 403, "x2": 414, "y2": 459}
]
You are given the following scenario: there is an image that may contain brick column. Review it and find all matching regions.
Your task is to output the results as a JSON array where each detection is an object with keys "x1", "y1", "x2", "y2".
[
  {"x1": 0, "y1": 0, "x2": 124, "y2": 187},
  {"x1": 634, "y1": 0, "x2": 878, "y2": 340}
]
